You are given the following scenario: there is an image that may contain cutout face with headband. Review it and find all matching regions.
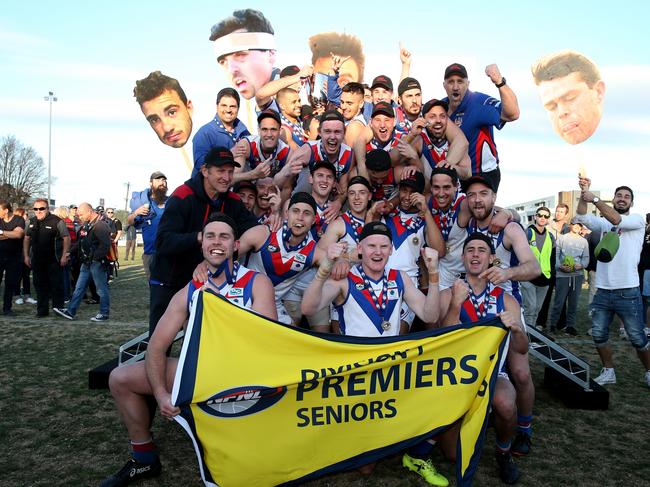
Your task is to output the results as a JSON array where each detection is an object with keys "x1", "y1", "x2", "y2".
[
  {"x1": 202, "y1": 213, "x2": 239, "y2": 273},
  {"x1": 210, "y1": 9, "x2": 277, "y2": 100},
  {"x1": 462, "y1": 233, "x2": 496, "y2": 277}
]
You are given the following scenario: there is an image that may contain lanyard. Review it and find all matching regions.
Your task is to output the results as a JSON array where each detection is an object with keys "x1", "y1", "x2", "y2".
[
  {"x1": 356, "y1": 264, "x2": 389, "y2": 320},
  {"x1": 207, "y1": 261, "x2": 239, "y2": 290},
  {"x1": 282, "y1": 223, "x2": 310, "y2": 252}
]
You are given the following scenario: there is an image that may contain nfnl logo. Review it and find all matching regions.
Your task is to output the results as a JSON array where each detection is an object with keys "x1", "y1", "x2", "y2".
[{"x1": 198, "y1": 385, "x2": 287, "y2": 418}]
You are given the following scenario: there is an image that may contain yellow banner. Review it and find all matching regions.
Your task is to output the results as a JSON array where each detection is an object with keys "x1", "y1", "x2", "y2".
[{"x1": 172, "y1": 290, "x2": 508, "y2": 486}]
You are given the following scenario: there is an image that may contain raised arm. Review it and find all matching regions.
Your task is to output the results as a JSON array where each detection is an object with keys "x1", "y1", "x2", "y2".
[
  {"x1": 255, "y1": 65, "x2": 313, "y2": 110},
  {"x1": 485, "y1": 64, "x2": 520, "y2": 122},
  {"x1": 301, "y1": 243, "x2": 347, "y2": 315},
  {"x1": 402, "y1": 248, "x2": 440, "y2": 326}
]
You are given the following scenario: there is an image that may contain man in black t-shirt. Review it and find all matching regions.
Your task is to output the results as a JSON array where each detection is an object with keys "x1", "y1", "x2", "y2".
[{"x1": 0, "y1": 201, "x2": 26, "y2": 316}]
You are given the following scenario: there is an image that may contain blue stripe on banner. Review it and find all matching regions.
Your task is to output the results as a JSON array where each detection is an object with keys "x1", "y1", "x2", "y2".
[
  {"x1": 178, "y1": 404, "x2": 216, "y2": 485},
  {"x1": 175, "y1": 290, "x2": 205, "y2": 405}
]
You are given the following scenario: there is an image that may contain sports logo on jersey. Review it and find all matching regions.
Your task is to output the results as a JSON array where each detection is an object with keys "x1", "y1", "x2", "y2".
[
  {"x1": 294, "y1": 253, "x2": 307, "y2": 263},
  {"x1": 198, "y1": 385, "x2": 287, "y2": 418},
  {"x1": 291, "y1": 261, "x2": 304, "y2": 271},
  {"x1": 484, "y1": 97, "x2": 501, "y2": 108},
  {"x1": 227, "y1": 288, "x2": 244, "y2": 297},
  {"x1": 387, "y1": 280, "x2": 397, "y2": 288},
  {"x1": 355, "y1": 283, "x2": 365, "y2": 290},
  {"x1": 454, "y1": 113, "x2": 464, "y2": 127},
  {"x1": 267, "y1": 244, "x2": 279, "y2": 253},
  {"x1": 388, "y1": 289, "x2": 399, "y2": 300}
]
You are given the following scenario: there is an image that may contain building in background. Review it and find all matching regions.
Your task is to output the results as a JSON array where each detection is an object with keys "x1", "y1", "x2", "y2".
[{"x1": 508, "y1": 190, "x2": 600, "y2": 224}]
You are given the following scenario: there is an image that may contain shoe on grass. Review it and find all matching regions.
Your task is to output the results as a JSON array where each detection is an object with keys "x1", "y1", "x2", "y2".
[
  {"x1": 25, "y1": 296, "x2": 37, "y2": 304},
  {"x1": 91, "y1": 313, "x2": 109, "y2": 322},
  {"x1": 594, "y1": 367, "x2": 616, "y2": 385},
  {"x1": 496, "y1": 450, "x2": 520, "y2": 484},
  {"x1": 53, "y1": 308, "x2": 74, "y2": 320},
  {"x1": 511, "y1": 431, "x2": 532, "y2": 456},
  {"x1": 99, "y1": 457, "x2": 161, "y2": 487},
  {"x1": 619, "y1": 327, "x2": 628, "y2": 340},
  {"x1": 402, "y1": 453, "x2": 449, "y2": 486},
  {"x1": 14, "y1": 297, "x2": 24, "y2": 305}
]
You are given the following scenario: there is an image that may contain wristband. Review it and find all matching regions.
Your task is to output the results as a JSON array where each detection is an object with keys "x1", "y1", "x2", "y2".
[
  {"x1": 316, "y1": 258, "x2": 333, "y2": 280},
  {"x1": 495, "y1": 77, "x2": 506, "y2": 88}
]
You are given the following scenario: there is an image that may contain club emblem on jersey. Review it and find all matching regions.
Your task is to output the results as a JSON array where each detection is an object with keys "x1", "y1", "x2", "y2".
[
  {"x1": 227, "y1": 288, "x2": 243, "y2": 297},
  {"x1": 267, "y1": 244, "x2": 278, "y2": 253},
  {"x1": 356, "y1": 283, "x2": 365, "y2": 291},
  {"x1": 294, "y1": 253, "x2": 306, "y2": 263}
]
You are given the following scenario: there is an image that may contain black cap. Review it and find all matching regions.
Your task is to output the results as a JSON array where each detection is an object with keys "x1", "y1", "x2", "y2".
[
  {"x1": 257, "y1": 109, "x2": 281, "y2": 125},
  {"x1": 69, "y1": 204, "x2": 78, "y2": 209},
  {"x1": 347, "y1": 175, "x2": 372, "y2": 191},
  {"x1": 463, "y1": 232, "x2": 495, "y2": 254},
  {"x1": 150, "y1": 171, "x2": 167, "y2": 181},
  {"x1": 464, "y1": 174, "x2": 496, "y2": 193},
  {"x1": 398, "y1": 77, "x2": 421, "y2": 96},
  {"x1": 204, "y1": 211, "x2": 239, "y2": 238},
  {"x1": 289, "y1": 192, "x2": 317, "y2": 214},
  {"x1": 95, "y1": 205, "x2": 105, "y2": 213},
  {"x1": 359, "y1": 221, "x2": 392, "y2": 242},
  {"x1": 444, "y1": 63, "x2": 468, "y2": 79},
  {"x1": 371, "y1": 101, "x2": 394, "y2": 118},
  {"x1": 310, "y1": 160, "x2": 337, "y2": 177},
  {"x1": 233, "y1": 181, "x2": 257, "y2": 195},
  {"x1": 370, "y1": 75, "x2": 393, "y2": 91},
  {"x1": 280, "y1": 65, "x2": 300, "y2": 77},
  {"x1": 570, "y1": 217, "x2": 584, "y2": 226},
  {"x1": 365, "y1": 149, "x2": 391, "y2": 171},
  {"x1": 319, "y1": 109, "x2": 345, "y2": 125},
  {"x1": 216, "y1": 87, "x2": 240, "y2": 106},
  {"x1": 422, "y1": 98, "x2": 449, "y2": 115},
  {"x1": 399, "y1": 170, "x2": 425, "y2": 194},
  {"x1": 204, "y1": 147, "x2": 241, "y2": 168}
]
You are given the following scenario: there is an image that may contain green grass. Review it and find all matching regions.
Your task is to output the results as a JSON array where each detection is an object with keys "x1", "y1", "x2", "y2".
[{"x1": 1, "y1": 257, "x2": 648, "y2": 486}]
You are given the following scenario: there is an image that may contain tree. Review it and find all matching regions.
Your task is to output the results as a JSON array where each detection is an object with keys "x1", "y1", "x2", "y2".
[{"x1": 0, "y1": 135, "x2": 47, "y2": 206}]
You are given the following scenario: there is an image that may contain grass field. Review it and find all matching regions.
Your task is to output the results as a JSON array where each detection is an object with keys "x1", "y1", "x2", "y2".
[{"x1": 1, "y1": 251, "x2": 648, "y2": 487}]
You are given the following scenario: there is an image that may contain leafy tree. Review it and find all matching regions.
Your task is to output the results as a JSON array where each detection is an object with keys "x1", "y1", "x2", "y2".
[{"x1": 0, "y1": 135, "x2": 47, "y2": 206}]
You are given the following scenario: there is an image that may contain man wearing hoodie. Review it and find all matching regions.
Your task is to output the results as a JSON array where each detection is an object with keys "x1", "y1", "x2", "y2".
[{"x1": 148, "y1": 147, "x2": 259, "y2": 336}]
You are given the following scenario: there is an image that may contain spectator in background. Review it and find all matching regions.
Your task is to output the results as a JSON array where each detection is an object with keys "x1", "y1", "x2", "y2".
[
  {"x1": 128, "y1": 171, "x2": 169, "y2": 280},
  {"x1": 106, "y1": 208, "x2": 123, "y2": 262},
  {"x1": 124, "y1": 223, "x2": 137, "y2": 261},
  {"x1": 549, "y1": 218, "x2": 589, "y2": 335},
  {"x1": 23, "y1": 199, "x2": 70, "y2": 318},
  {"x1": 11, "y1": 207, "x2": 36, "y2": 305},
  {"x1": 0, "y1": 201, "x2": 25, "y2": 316},
  {"x1": 52, "y1": 206, "x2": 76, "y2": 301}
]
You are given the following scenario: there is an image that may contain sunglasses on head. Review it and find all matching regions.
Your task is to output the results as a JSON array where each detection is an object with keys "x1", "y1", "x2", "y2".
[
  {"x1": 536, "y1": 213, "x2": 550, "y2": 218},
  {"x1": 33, "y1": 207, "x2": 47, "y2": 211}
]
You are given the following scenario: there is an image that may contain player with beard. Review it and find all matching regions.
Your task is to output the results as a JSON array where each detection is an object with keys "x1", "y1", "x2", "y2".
[
  {"x1": 575, "y1": 178, "x2": 650, "y2": 388},
  {"x1": 409, "y1": 99, "x2": 471, "y2": 181},
  {"x1": 232, "y1": 109, "x2": 290, "y2": 183},
  {"x1": 233, "y1": 181, "x2": 257, "y2": 212},
  {"x1": 239, "y1": 192, "x2": 329, "y2": 325},
  {"x1": 340, "y1": 82, "x2": 367, "y2": 147},
  {"x1": 128, "y1": 171, "x2": 170, "y2": 281},
  {"x1": 252, "y1": 177, "x2": 282, "y2": 224},
  {"x1": 277, "y1": 88, "x2": 307, "y2": 151},
  {"x1": 394, "y1": 77, "x2": 422, "y2": 135},
  {"x1": 359, "y1": 148, "x2": 420, "y2": 206},
  {"x1": 458, "y1": 174, "x2": 540, "y2": 457},
  {"x1": 192, "y1": 88, "x2": 251, "y2": 176},
  {"x1": 277, "y1": 111, "x2": 353, "y2": 219},
  {"x1": 438, "y1": 233, "x2": 527, "y2": 485},
  {"x1": 99, "y1": 213, "x2": 276, "y2": 487},
  {"x1": 381, "y1": 171, "x2": 445, "y2": 330},
  {"x1": 442, "y1": 63, "x2": 519, "y2": 191}
]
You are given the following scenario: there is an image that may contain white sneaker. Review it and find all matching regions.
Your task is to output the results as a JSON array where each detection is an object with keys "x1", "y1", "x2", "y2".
[
  {"x1": 619, "y1": 327, "x2": 628, "y2": 340},
  {"x1": 25, "y1": 296, "x2": 37, "y2": 304},
  {"x1": 14, "y1": 297, "x2": 24, "y2": 305},
  {"x1": 594, "y1": 367, "x2": 616, "y2": 385},
  {"x1": 587, "y1": 327, "x2": 593, "y2": 336},
  {"x1": 645, "y1": 370, "x2": 650, "y2": 388}
]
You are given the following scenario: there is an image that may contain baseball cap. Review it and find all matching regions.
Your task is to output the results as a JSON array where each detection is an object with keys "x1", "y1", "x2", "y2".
[
  {"x1": 422, "y1": 98, "x2": 449, "y2": 115},
  {"x1": 95, "y1": 205, "x2": 105, "y2": 213},
  {"x1": 370, "y1": 75, "x2": 393, "y2": 92},
  {"x1": 371, "y1": 101, "x2": 395, "y2": 118},
  {"x1": 233, "y1": 181, "x2": 257, "y2": 195},
  {"x1": 359, "y1": 221, "x2": 392, "y2": 242},
  {"x1": 310, "y1": 160, "x2": 337, "y2": 177},
  {"x1": 257, "y1": 109, "x2": 281, "y2": 125},
  {"x1": 203, "y1": 147, "x2": 241, "y2": 168},
  {"x1": 150, "y1": 171, "x2": 167, "y2": 181},
  {"x1": 464, "y1": 174, "x2": 496, "y2": 193},
  {"x1": 570, "y1": 217, "x2": 584, "y2": 226},
  {"x1": 399, "y1": 170, "x2": 425, "y2": 194},
  {"x1": 444, "y1": 63, "x2": 468, "y2": 79},
  {"x1": 397, "y1": 77, "x2": 421, "y2": 96},
  {"x1": 319, "y1": 109, "x2": 345, "y2": 125},
  {"x1": 365, "y1": 149, "x2": 392, "y2": 171},
  {"x1": 288, "y1": 192, "x2": 317, "y2": 214},
  {"x1": 69, "y1": 204, "x2": 78, "y2": 209}
]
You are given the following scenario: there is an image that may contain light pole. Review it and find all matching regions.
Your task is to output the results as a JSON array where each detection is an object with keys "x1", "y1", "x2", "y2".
[{"x1": 44, "y1": 91, "x2": 57, "y2": 205}]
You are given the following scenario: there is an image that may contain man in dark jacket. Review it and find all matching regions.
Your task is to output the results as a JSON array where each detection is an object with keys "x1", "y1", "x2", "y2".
[
  {"x1": 54, "y1": 203, "x2": 112, "y2": 322},
  {"x1": 23, "y1": 198, "x2": 70, "y2": 317},
  {"x1": 148, "y1": 146, "x2": 260, "y2": 336}
]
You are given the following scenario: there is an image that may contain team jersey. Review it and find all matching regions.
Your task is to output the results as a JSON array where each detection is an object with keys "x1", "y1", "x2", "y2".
[
  {"x1": 394, "y1": 106, "x2": 418, "y2": 135},
  {"x1": 383, "y1": 210, "x2": 427, "y2": 283},
  {"x1": 339, "y1": 212, "x2": 365, "y2": 248},
  {"x1": 467, "y1": 219, "x2": 521, "y2": 303},
  {"x1": 247, "y1": 228, "x2": 317, "y2": 302},
  {"x1": 187, "y1": 263, "x2": 258, "y2": 312},
  {"x1": 459, "y1": 284, "x2": 506, "y2": 323},
  {"x1": 420, "y1": 131, "x2": 449, "y2": 170},
  {"x1": 366, "y1": 131, "x2": 405, "y2": 152},
  {"x1": 335, "y1": 267, "x2": 404, "y2": 337},
  {"x1": 305, "y1": 140, "x2": 353, "y2": 180},
  {"x1": 370, "y1": 168, "x2": 398, "y2": 202},
  {"x1": 242, "y1": 135, "x2": 290, "y2": 177},
  {"x1": 345, "y1": 113, "x2": 367, "y2": 127},
  {"x1": 444, "y1": 90, "x2": 505, "y2": 174},
  {"x1": 310, "y1": 202, "x2": 329, "y2": 241},
  {"x1": 280, "y1": 113, "x2": 308, "y2": 147}
]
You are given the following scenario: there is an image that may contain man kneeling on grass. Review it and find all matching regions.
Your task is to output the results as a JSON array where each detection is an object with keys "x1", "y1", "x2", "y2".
[{"x1": 99, "y1": 213, "x2": 276, "y2": 486}]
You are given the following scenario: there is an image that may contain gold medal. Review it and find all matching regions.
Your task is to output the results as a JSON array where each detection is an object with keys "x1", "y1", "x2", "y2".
[
  {"x1": 381, "y1": 321, "x2": 391, "y2": 331},
  {"x1": 492, "y1": 257, "x2": 502, "y2": 268}
]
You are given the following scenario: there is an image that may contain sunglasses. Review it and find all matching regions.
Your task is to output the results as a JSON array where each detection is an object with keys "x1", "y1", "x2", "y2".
[
  {"x1": 536, "y1": 213, "x2": 550, "y2": 218},
  {"x1": 33, "y1": 207, "x2": 47, "y2": 211},
  {"x1": 106, "y1": 211, "x2": 114, "y2": 214}
]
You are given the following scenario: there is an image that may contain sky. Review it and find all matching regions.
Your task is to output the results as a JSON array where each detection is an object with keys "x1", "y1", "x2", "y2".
[{"x1": 1, "y1": 1, "x2": 649, "y2": 212}]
